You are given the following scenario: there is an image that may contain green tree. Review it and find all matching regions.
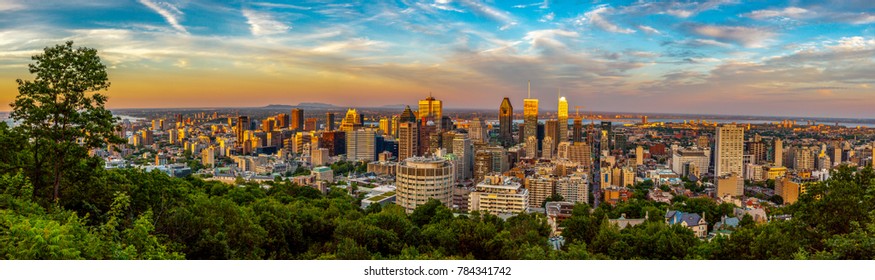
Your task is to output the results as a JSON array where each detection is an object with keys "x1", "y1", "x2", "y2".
[{"x1": 10, "y1": 41, "x2": 123, "y2": 202}]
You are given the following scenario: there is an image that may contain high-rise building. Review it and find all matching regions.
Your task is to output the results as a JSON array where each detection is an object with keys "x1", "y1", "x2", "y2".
[
  {"x1": 526, "y1": 135, "x2": 539, "y2": 159},
  {"x1": 473, "y1": 151, "x2": 493, "y2": 183},
  {"x1": 453, "y1": 134, "x2": 473, "y2": 180},
  {"x1": 558, "y1": 95, "x2": 568, "y2": 142},
  {"x1": 746, "y1": 141, "x2": 766, "y2": 164},
  {"x1": 526, "y1": 176, "x2": 555, "y2": 209},
  {"x1": 399, "y1": 106, "x2": 417, "y2": 123},
  {"x1": 542, "y1": 137, "x2": 555, "y2": 159},
  {"x1": 774, "y1": 138, "x2": 783, "y2": 167},
  {"x1": 572, "y1": 118, "x2": 583, "y2": 143},
  {"x1": 469, "y1": 175, "x2": 528, "y2": 215},
  {"x1": 304, "y1": 118, "x2": 318, "y2": 131},
  {"x1": 794, "y1": 146, "x2": 815, "y2": 171},
  {"x1": 340, "y1": 108, "x2": 362, "y2": 132},
  {"x1": 347, "y1": 130, "x2": 376, "y2": 162},
  {"x1": 294, "y1": 132, "x2": 311, "y2": 155},
  {"x1": 600, "y1": 122, "x2": 613, "y2": 151},
  {"x1": 397, "y1": 122, "x2": 419, "y2": 162},
  {"x1": 499, "y1": 97, "x2": 514, "y2": 146},
  {"x1": 556, "y1": 173, "x2": 588, "y2": 205},
  {"x1": 636, "y1": 145, "x2": 644, "y2": 166},
  {"x1": 201, "y1": 146, "x2": 216, "y2": 167},
  {"x1": 418, "y1": 94, "x2": 442, "y2": 128},
  {"x1": 523, "y1": 81, "x2": 539, "y2": 154},
  {"x1": 290, "y1": 109, "x2": 304, "y2": 131},
  {"x1": 469, "y1": 118, "x2": 487, "y2": 144},
  {"x1": 379, "y1": 117, "x2": 391, "y2": 135},
  {"x1": 672, "y1": 147, "x2": 711, "y2": 178},
  {"x1": 558, "y1": 142, "x2": 591, "y2": 167},
  {"x1": 319, "y1": 131, "x2": 346, "y2": 156},
  {"x1": 715, "y1": 124, "x2": 744, "y2": 178},
  {"x1": 395, "y1": 157, "x2": 455, "y2": 213},
  {"x1": 235, "y1": 116, "x2": 249, "y2": 147},
  {"x1": 325, "y1": 112, "x2": 335, "y2": 132}
]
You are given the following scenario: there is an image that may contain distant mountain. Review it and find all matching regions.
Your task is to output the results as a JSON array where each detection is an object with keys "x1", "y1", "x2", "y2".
[
  {"x1": 380, "y1": 104, "x2": 407, "y2": 109},
  {"x1": 263, "y1": 103, "x2": 338, "y2": 109}
]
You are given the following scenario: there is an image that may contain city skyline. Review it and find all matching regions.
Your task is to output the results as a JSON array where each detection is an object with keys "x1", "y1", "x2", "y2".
[{"x1": 1, "y1": 1, "x2": 875, "y2": 118}]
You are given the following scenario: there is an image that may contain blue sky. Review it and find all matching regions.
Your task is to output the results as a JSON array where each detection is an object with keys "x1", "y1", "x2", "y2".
[{"x1": 1, "y1": 0, "x2": 874, "y2": 118}]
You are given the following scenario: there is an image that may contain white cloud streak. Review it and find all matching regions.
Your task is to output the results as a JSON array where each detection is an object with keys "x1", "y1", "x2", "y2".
[
  {"x1": 242, "y1": 8, "x2": 290, "y2": 36},
  {"x1": 137, "y1": 0, "x2": 187, "y2": 33}
]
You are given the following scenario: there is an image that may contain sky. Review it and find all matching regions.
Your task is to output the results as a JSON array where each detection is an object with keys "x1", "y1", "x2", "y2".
[{"x1": 0, "y1": 0, "x2": 874, "y2": 118}]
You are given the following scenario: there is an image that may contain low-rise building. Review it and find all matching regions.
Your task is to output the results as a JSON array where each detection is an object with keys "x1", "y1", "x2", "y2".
[
  {"x1": 665, "y1": 210, "x2": 708, "y2": 238},
  {"x1": 469, "y1": 175, "x2": 528, "y2": 215}
]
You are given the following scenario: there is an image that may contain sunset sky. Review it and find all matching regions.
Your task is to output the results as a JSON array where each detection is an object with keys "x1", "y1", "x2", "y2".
[{"x1": 1, "y1": 0, "x2": 874, "y2": 118}]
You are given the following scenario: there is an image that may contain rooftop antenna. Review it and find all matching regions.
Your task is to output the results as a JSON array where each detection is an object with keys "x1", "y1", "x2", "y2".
[{"x1": 527, "y1": 80, "x2": 531, "y2": 99}]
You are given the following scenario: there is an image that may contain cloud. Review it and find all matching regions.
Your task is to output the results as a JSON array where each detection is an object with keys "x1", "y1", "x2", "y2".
[
  {"x1": 582, "y1": 5, "x2": 635, "y2": 34},
  {"x1": 539, "y1": 12, "x2": 554, "y2": 22},
  {"x1": 691, "y1": 25, "x2": 776, "y2": 48},
  {"x1": 637, "y1": 25, "x2": 661, "y2": 35},
  {"x1": 137, "y1": 0, "x2": 186, "y2": 33},
  {"x1": 250, "y1": 2, "x2": 311, "y2": 10},
  {"x1": 312, "y1": 38, "x2": 386, "y2": 53},
  {"x1": 458, "y1": 0, "x2": 518, "y2": 30},
  {"x1": 744, "y1": 7, "x2": 812, "y2": 19},
  {"x1": 620, "y1": 0, "x2": 739, "y2": 18},
  {"x1": 745, "y1": 6, "x2": 875, "y2": 25},
  {"x1": 242, "y1": 8, "x2": 290, "y2": 36},
  {"x1": 0, "y1": 0, "x2": 24, "y2": 11}
]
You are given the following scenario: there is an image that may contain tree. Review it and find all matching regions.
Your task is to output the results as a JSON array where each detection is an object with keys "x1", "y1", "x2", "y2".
[{"x1": 10, "y1": 41, "x2": 123, "y2": 202}]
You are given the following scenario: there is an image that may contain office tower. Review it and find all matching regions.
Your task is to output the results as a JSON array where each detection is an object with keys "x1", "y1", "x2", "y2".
[
  {"x1": 614, "y1": 133, "x2": 627, "y2": 152},
  {"x1": 526, "y1": 136, "x2": 538, "y2": 159},
  {"x1": 290, "y1": 109, "x2": 304, "y2": 131},
  {"x1": 235, "y1": 116, "x2": 249, "y2": 147},
  {"x1": 557, "y1": 173, "x2": 588, "y2": 204},
  {"x1": 526, "y1": 176, "x2": 555, "y2": 209},
  {"x1": 340, "y1": 108, "x2": 362, "y2": 132},
  {"x1": 545, "y1": 119, "x2": 558, "y2": 156},
  {"x1": 395, "y1": 157, "x2": 455, "y2": 213},
  {"x1": 794, "y1": 146, "x2": 814, "y2": 171},
  {"x1": 391, "y1": 116, "x2": 399, "y2": 137},
  {"x1": 304, "y1": 118, "x2": 318, "y2": 131},
  {"x1": 201, "y1": 146, "x2": 216, "y2": 167},
  {"x1": 774, "y1": 138, "x2": 783, "y2": 167},
  {"x1": 558, "y1": 95, "x2": 568, "y2": 142},
  {"x1": 453, "y1": 134, "x2": 473, "y2": 180},
  {"x1": 399, "y1": 106, "x2": 417, "y2": 123},
  {"x1": 469, "y1": 175, "x2": 528, "y2": 215},
  {"x1": 419, "y1": 122, "x2": 434, "y2": 156},
  {"x1": 672, "y1": 147, "x2": 711, "y2": 178},
  {"x1": 523, "y1": 81, "x2": 539, "y2": 153},
  {"x1": 441, "y1": 131, "x2": 456, "y2": 154},
  {"x1": 542, "y1": 137, "x2": 555, "y2": 159},
  {"x1": 715, "y1": 124, "x2": 744, "y2": 177},
  {"x1": 499, "y1": 97, "x2": 514, "y2": 146},
  {"x1": 746, "y1": 141, "x2": 766, "y2": 164},
  {"x1": 319, "y1": 131, "x2": 346, "y2": 156},
  {"x1": 469, "y1": 118, "x2": 487, "y2": 144},
  {"x1": 600, "y1": 122, "x2": 613, "y2": 151},
  {"x1": 261, "y1": 118, "x2": 275, "y2": 132},
  {"x1": 635, "y1": 145, "x2": 644, "y2": 166},
  {"x1": 397, "y1": 122, "x2": 419, "y2": 162},
  {"x1": 379, "y1": 117, "x2": 391, "y2": 135},
  {"x1": 558, "y1": 142, "x2": 591, "y2": 167},
  {"x1": 293, "y1": 132, "x2": 311, "y2": 155},
  {"x1": 275, "y1": 113, "x2": 288, "y2": 128},
  {"x1": 474, "y1": 151, "x2": 493, "y2": 183},
  {"x1": 347, "y1": 130, "x2": 376, "y2": 162},
  {"x1": 418, "y1": 94, "x2": 442, "y2": 128},
  {"x1": 325, "y1": 112, "x2": 335, "y2": 131},
  {"x1": 572, "y1": 118, "x2": 583, "y2": 143}
]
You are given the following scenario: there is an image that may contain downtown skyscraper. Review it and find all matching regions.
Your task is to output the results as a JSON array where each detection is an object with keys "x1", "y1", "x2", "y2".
[
  {"x1": 523, "y1": 81, "x2": 539, "y2": 154},
  {"x1": 290, "y1": 108, "x2": 303, "y2": 131},
  {"x1": 499, "y1": 97, "x2": 514, "y2": 147},
  {"x1": 715, "y1": 124, "x2": 745, "y2": 177},
  {"x1": 418, "y1": 94, "x2": 442, "y2": 128},
  {"x1": 558, "y1": 94, "x2": 568, "y2": 143}
]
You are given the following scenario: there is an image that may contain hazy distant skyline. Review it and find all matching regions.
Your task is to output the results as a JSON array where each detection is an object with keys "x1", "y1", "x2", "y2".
[{"x1": 1, "y1": 0, "x2": 874, "y2": 118}]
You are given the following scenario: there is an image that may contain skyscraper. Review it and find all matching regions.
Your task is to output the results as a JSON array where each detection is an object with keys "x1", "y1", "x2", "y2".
[
  {"x1": 469, "y1": 118, "x2": 487, "y2": 144},
  {"x1": 398, "y1": 122, "x2": 419, "y2": 162},
  {"x1": 558, "y1": 95, "x2": 568, "y2": 142},
  {"x1": 774, "y1": 138, "x2": 783, "y2": 167},
  {"x1": 340, "y1": 108, "x2": 362, "y2": 132},
  {"x1": 379, "y1": 117, "x2": 391, "y2": 135},
  {"x1": 523, "y1": 81, "x2": 539, "y2": 154},
  {"x1": 572, "y1": 117, "x2": 583, "y2": 143},
  {"x1": 499, "y1": 97, "x2": 514, "y2": 146},
  {"x1": 235, "y1": 116, "x2": 249, "y2": 147},
  {"x1": 304, "y1": 118, "x2": 318, "y2": 131},
  {"x1": 325, "y1": 112, "x2": 335, "y2": 131},
  {"x1": 715, "y1": 124, "x2": 744, "y2": 177},
  {"x1": 347, "y1": 130, "x2": 376, "y2": 162},
  {"x1": 290, "y1": 109, "x2": 304, "y2": 131},
  {"x1": 453, "y1": 134, "x2": 473, "y2": 180},
  {"x1": 418, "y1": 94, "x2": 442, "y2": 128},
  {"x1": 395, "y1": 157, "x2": 455, "y2": 213}
]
